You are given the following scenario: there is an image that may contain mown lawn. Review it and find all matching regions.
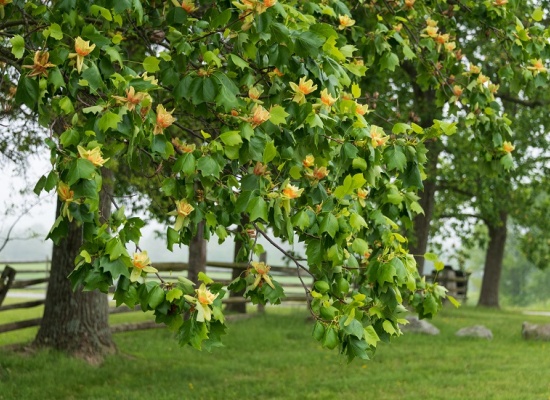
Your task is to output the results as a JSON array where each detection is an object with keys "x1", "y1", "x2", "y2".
[{"x1": 0, "y1": 306, "x2": 549, "y2": 400}]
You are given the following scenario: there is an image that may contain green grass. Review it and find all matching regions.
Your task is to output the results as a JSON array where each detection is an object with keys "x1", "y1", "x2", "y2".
[{"x1": 1, "y1": 306, "x2": 550, "y2": 400}]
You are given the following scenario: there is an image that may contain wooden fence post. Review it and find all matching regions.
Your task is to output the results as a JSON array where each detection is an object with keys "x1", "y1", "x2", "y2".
[{"x1": 0, "y1": 266, "x2": 16, "y2": 307}]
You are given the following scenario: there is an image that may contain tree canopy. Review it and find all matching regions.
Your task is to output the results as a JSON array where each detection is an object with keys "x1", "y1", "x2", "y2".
[{"x1": 2, "y1": 0, "x2": 548, "y2": 361}]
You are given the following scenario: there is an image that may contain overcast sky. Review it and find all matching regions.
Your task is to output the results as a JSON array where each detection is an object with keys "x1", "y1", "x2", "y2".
[{"x1": 0, "y1": 153, "x2": 299, "y2": 266}]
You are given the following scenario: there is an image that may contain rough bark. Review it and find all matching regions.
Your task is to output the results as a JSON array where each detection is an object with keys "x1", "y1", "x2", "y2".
[
  {"x1": 408, "y1": 141, "x2": 441, "y2": 275},
  {"x1": 478, "y1": 212, "x2": 508, "y2": 308},
  {"x1": 34, "y1": 170, "x2": 115, "y2": 363},
  {"x1": 188, "y1": 221, "x2": 207, "y2": 284}
]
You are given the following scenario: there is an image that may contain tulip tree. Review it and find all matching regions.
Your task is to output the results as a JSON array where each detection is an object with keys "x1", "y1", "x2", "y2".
[{"x1": 4, "y1": 0, "x2": 536, "y2": 361}]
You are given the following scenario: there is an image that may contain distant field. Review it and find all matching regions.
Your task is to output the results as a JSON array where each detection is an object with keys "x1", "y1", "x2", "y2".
[{"x1": 0, "y1": 306, "x2": 550, "y2": 399}]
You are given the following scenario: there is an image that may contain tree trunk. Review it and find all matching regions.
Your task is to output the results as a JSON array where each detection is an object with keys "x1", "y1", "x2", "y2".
[
  {"x1": 34, "y1": 169, "x2": 116, "y2": 363},
  {"x1": 478, "y1": 212, "x2": 508, "y2": 308},
  {"x1": 188, "y1": 221, "x2": 207, "y2": 284},
  {"x1": 408, "y1": 141, "x2": 442, "y2": 275}
]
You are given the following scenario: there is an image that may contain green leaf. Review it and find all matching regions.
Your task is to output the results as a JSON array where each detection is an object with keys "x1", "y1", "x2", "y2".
[
  {"x1": 105, "y1": 238, "x2": 127, "y2": 261},
  {"x1": 320, "y1": 213, "x2": 339, "y2": 238},
  {"x1": 392, "y1": 123, "x2": 411, "y2": 134},
  {"x1": 269, "y1": 105, "x2": 289, "y2": 125},
  {"x1": 10, "y1": 35, "x2": 25, "y2": 59},
  {"x1": 44, "y1": 23, "x2": 64, "y2": 40},
  {"x1": 100, "y1": 256, "x2": 130, "y2": 279},
  {"x1": 98, "y1": 112, "x2": 122, "y2": 132},
  {"x1": 350, "y1": 213, "x2": 367, "y2": 230},
  {"x1": 295, "y1": 31, "x2": 325, "y2": 58},
  {"x1": 424, "y1": 252, "x2": 438, "y2": 262},
  {"x1": 377, "y1": 262, "x2": 397, "y2": 285},
  {"x1": 173, "y1": 153, "x2": 196, "y2": 175},
  {"x1": 81, "y1": 64, "x2": 103, "y2": 92},
  {"x1": 148, "y1": 285, "x2": 165, "y2": 308},
  {"x1": 447, "y1": 295, "x2": 461, "y2": 308},
  {"x1": 143, "y1": 56, "x2": 160, "y2": 73},
  {"x1": 60, "y1": 129, "x2": 80, "y2": 147},
  {"x1": 380, "y1": 52, "x2": 399, "y2": 72},
  {"x1": 532, "y1": 7, "x2": 543, "y2": 22},
  {"x1": 219, "y1": 130, "x2": 243, "y2": 146},
  {"x1": 323, "y1": 327, "x2": 339, "y2": 350},
  {"x1": 197, "y1": 157, "x2": 221, "y2": 178},
  {"x1": 343, "y1": 319, "x2": 364, "y2": 339},
  {"x1": 364, "y1": 326, "x2": 380, "y2": 347},
  {"x1": 66, "y1": 159, "x2": 96, "y2": 185},
  {"x1": 382, "y1": 320, "x2": 396, "y2": 335},
  {"x1": 263, "y1": 141, "x2": 277, "y2": 164},
  {"x1": 434, "y1": 261, "x2": 445, "y2": 271},
  {"x1": 198, "y1": 272, "x2": 214, "y2": 284},
  {"x1": 352, "y1": 158, "x2": 367, "y2": 171},
  {"x1": 247, "y1": 196, "x2": 268, "y2": 222},
  {"x1": 166, "y1": 288, "x2": 183, "y2": 302},
  {"x1": 15, "y1": 77, "x2": 39, "y2": 109},
  {"x1": 229, "y1": 54, "x2": 249, "y2": 70},
  {"x1": 384, "y1": 146, "x2": 407, "y2": 171}
]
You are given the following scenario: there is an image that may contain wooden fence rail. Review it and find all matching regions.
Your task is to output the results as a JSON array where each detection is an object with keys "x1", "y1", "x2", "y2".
[{"x1": 0, "y1": 260, "x2": 470, "y2": 337}]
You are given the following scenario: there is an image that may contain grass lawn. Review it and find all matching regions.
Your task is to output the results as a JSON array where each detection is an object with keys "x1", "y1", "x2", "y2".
[{"x1": 0, "y1": 305, "x2": 549, "y2": 400}]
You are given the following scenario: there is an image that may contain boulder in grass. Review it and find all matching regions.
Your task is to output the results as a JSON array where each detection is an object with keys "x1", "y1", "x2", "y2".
[
  {"x1": 400, "y1": 316, "x2": 440, "y2": 335},
  {"x1": 455, "y1": 325, "x2": 493, "y2": 340},
  {"x1": 522, "y1": 322, "x2": 550, "y2": 341}
]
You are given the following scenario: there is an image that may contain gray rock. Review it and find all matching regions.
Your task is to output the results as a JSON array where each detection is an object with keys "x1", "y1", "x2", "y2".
[
  {"x1": 400, "y1": 316, "x2": 440, "y2": 335},
  {"x1": 455, "y1": 325, "x2": 493, "y2": 340},
  {"x1": 522, "y1": 322, "x2": 550, "y2": 341}
]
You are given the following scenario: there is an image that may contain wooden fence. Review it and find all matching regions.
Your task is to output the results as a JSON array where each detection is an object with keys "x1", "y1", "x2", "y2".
[
  {"x1": 0, "y1": 260, "x2": 470, "y2": 337},
  {"x1": 0, "y1": 258, "x2": 311, "y2": 336}
]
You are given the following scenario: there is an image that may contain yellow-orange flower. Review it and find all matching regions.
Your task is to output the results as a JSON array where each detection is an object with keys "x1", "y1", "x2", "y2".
[
  {"x1": 477, "y1": 73, "x2": 490, "y2": 85},
  {"x1": 338, "y1": 14, "x2": 355, "y2": 30},
  {"x1": 77, "y1": 146, "x2": 109, "y2": 167},
  {"x1": 452, "y1": 85, "x2": 463, "y2": 97},
  {"x1": 424, "y1": 26, "x2": 439, "y2": 38},
  {"x1": 170, "y1": 199, "x2": 194, "y2": 230},
  {"x1": 57, "y1": 182, "x2": 74, "y2": 221},
  {"x1": 320, "y1": 88, "x2": 337, "y2": 109},
  {"x1": 234, "y1": 0, "x2": 276, "y2": 14},
  {"x1": 281, "y1": 183, "x2": 303, "y2": 200},
  {"x1": 22, "y1": 51, "x2": 55, "y2": 78},
  {"x1": 180, "y1": 0, "x2": 197, "y2": 12},
  {"x1": 289, "y1": 77, "x2": 317, "y2": 104},
  {"x1": 154, "y1": 104, "x2": 176, "y2": 134},
  {"x1": 355, "y1": 102, "x2": 369, "y2": 116},
  {"x1": 112, "y1": 86, "x2": 147, "y2": 111},
  {"x1": 312, "y1": 166, "x2": 329, "y2": 180},
  {"x1": 404, "y1": 0, "x2": 415, "y2": 8},
  {"x1": 527, "y1": 59, "x2": 547, "y2": 75},
  {"x1": 502, "y1": 141, "x2": 514, "y2": 153},
  {"x1": 249, "y1": 104, "x2": 270, "y2": 127},
  {"x1": 172, "y1": 138, "x2": 196, "y2": 153},
  {"x1": 57, "y1": 182, "x2": 74, "y2": 203},
  {"x1": 370, "y1": 125, "x2": 389, "y2": 148},
  {"x1": 250, "y1": 261, "x2": 275, "y2": 289},
  {"x1": 183, "y1": 283, "x2": 219, "y2": 322},
  {"x1": 69, "y1": 37, "x2": 96, "y2": 73},
  {"x1": 248, "y1": 86, "x2": 262, "y2": 101},
  {"x1": 357, "y1": 188, "x2": 368, "y2": 207},
  {"x1": 130, "y1": 251, "x2": 158, "y2": 282},
  {"x1": 444, "y1": 41, "x2": 457, "y2": 52},
  {"x1": 302, "y1": 154, "x2": 315, "y2": 168},
  {"x1": 493, "y1": 0, "x2": 507, "y2": 5},
  {"x1": 469, "y1": 65, "x2": 481, "y2": 74}
]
